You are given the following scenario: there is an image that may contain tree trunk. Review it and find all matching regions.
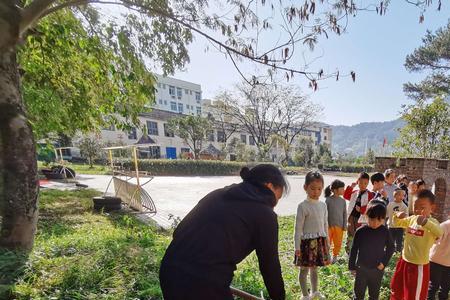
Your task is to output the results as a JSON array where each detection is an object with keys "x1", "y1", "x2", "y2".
[{"x1": 0, "y1": 46, "x2": 39, "y2": 251}]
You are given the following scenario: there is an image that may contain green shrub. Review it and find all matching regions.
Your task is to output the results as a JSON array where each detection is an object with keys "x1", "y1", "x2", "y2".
[
  {"x1": 118, "y1": 159, "x2": 251, "y2": 176},
  {"x1": 320, "y1": 163, "x2": 374, "y2": 173}
]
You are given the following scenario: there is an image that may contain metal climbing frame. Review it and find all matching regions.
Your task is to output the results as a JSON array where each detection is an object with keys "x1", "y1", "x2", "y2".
[{"x1": 103, "y1": 144, "x2": 158, "y2": 215}]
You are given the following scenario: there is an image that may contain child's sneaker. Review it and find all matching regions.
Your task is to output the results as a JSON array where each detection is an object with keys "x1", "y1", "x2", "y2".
[
  {"x1": 310, "y1": 291, "x2": 326, "y2": 299},
  {"x1": 332, "y1": 256, "x2": 338, "y2": 264}
]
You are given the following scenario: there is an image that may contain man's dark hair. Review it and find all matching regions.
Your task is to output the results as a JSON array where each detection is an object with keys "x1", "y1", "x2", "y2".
[
  {"x1": 397, "y1": 174, "x2": 408, "y2": 181},
  {"x1": 359, "y1": 172, "x2": 370, "y2": 181},
  {"x1": 417, "y1": 189, "x2": 435, "y2": 204},
  {"x1": 416, "y1": 179, "x2": 426, "y2": 187},
  {"x1": 367, "y1": 202, "x2": 387, "y2": 220},
  {"x1": 370, "y1": 172, "x2": 385, "y2": 184}
]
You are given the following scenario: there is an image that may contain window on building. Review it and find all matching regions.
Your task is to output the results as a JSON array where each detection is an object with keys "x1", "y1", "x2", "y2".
[
  {"x1": 217, "y1": 131, "x2": 225, "y2": 143},
  {"x1": 240, "y1": 134, "x2": 247, "y2": 144},
  {"x1": 128, "y1": 127, "x2": 137, "y2": 139},
  {"x1": 185, "y1": 89, "x2": 189, "y2": 94},
  {"x1": 177, "y1": 87, "x2": 182, "y2": 98},
  {"x1": 164, "y1": 100, "x2": 168, "y2": 105},
  {"x1": 158, "y1": 99, "x2": 163, "y2": 104},
  {"x1": 324, "y1": 136, "x2": 327, "y2": 140},
  {"x1": 195, "y1": 92, "x2": 201, "y2": 101},
  {"x1": 189, "y1": 90, "x2": 192, "y2": 95},
  {"x1": 208, "y1": 131, "x2": 215, "y2": 142},
  {"x1": 170, "y1": 101, "x2": 177, "y2": 111},
  {"x1": 169, "y1": 85, "x2": 175, "y2": 96},
  {"x1": 249, "y1": 136, "x2": 256, "y2": 145},
  {"x1": 147, "y1": 121, "x2": 158, "y2": 135},
  {"x1": 164, "y1": 123, "x2": 174, "y2": 137},
  {"x1": 139, "y1": 146, "x2": 160, "y2": 159},
  {"x1": 178, "y1": 103, "x2": 184, "y2": 113},
  {"x1": 162, "y1": 84, "x2": 166, "y2": 89},
  {"x1": 196, "y1": 106, "x2": 202, "y2": 116},
  {"x1": 186, "y1": 104, "x2": 190, "y2": 110}
]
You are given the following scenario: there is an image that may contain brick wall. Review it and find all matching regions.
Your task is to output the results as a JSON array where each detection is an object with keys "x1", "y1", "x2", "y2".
[{"x1": 375, "y1": 157, "x2": 449, "y2": 222}]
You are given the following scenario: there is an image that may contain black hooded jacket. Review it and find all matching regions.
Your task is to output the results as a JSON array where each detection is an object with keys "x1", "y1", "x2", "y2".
[{"x1": 160, "y1": 181, "x2": 285, "y2": 300}]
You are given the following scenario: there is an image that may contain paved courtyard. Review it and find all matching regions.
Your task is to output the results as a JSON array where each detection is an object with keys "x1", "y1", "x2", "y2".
[{"x1": 50, "y1": 174, "x2": 355, "y2": 227}]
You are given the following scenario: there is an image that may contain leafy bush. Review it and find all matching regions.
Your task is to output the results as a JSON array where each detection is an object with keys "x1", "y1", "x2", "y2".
[
  {"x1": 118, "y1": 159, "x2": 251, "y2": 176},
  {"x1": 319, "y1": 163, "x2": 374, "y2": 173}
]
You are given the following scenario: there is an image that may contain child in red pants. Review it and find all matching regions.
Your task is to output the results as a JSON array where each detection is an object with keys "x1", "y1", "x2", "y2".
[{"x1": 390, "y1": 190, "x2": 443, "y2": 300}]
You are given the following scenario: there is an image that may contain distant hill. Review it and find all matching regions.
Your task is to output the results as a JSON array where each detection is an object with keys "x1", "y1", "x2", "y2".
[{"x1": 331, "y1": 119, "x2": 405, "y2": 156}]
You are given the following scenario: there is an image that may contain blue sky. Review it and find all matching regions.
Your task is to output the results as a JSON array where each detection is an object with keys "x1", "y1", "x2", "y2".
[{"x1": 171, "y1": 2, "x2": 449, "y2": 126}]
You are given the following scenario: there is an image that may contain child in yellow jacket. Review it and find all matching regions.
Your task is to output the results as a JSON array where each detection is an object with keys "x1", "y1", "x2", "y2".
[{"x1": 390, "y1": 189, "x2": 443, "y2": 300}]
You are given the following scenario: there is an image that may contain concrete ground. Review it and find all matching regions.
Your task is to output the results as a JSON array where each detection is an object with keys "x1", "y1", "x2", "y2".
[{"x1": 42, "y1": 174, "x2": 356, "y2": 227}]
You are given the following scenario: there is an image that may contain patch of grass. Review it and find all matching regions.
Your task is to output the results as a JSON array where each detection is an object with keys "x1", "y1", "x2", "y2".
[
  {"x1": 3, "y1": 189, "x2": 170, "y2": 300},
  {"x1": 67, "y1": 163, "x2": 112, "y2": 175},
  {"x1": 38, "y1": 161, "x2": 112, "y2": 175}
]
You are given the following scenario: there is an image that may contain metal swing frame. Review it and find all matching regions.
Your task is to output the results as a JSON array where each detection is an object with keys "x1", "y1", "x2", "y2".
[{"x1": 103, "y1": 143, "x2": 158, "y2": 215}]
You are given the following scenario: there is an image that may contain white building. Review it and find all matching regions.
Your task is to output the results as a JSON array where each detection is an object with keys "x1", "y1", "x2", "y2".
[
  {"x1": 97, "y1": 76, "x2": 332, "y2": 161},
  {"x1": 152, "y1": 75, "x2": 203, "y2": 116}
]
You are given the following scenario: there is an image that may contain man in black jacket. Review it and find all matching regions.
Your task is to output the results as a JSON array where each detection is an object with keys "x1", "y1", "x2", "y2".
[{"x1": 160, "y1": 165, "x2": 287, "y2": 300}]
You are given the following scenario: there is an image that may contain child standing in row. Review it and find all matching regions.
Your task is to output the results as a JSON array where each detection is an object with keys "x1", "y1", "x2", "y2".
[
  {"x1": 294, "y1": 171, "x2": 330, "y2": 300},
  {"x1": 384, "y1": 169, "x2": 398, "y2": 203},
  {"x1": 325, "y1": 179, "x2": 347, "y2": 264},
  {"x1": 349, "y1": 201, "x2": 394, "y2": 300},
  {"x1": 371, "y1": 172, "x2": 389, "y2": 205},
  {"x1": 428, "y1": 218, "x2": 450, "y2": 300},
  {"x1": 390, "y1": 190, "x2": 443, "y2": 300},
  {"x1": 387, "y1": 188, "x2": 408, "y2": 252},
  {"x1": 344, "y1": 172, "x2": 375, "y2": 253}
]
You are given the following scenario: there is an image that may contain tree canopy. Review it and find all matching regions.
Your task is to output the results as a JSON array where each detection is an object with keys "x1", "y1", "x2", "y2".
[
  {"x1": 214, "y1": 82, "x2": 321, "y2": 160},
  {"x1": 404, "y1": 21, "x2": 450, "y2": 100},
  {"x1": 394, "y1": 97, "x2": 450, "y2": 159},
  {"x1": 168, "y1": 115, "x2": 212, "y2": 159}
]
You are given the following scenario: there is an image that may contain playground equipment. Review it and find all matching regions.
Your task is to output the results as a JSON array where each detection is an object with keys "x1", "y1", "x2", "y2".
[
  {"x1": 99, "y1": 144, "x2": 157, "y2": 214},
  {"x1": 41, "y1": 147, "x2": 77, "y2": 180}
]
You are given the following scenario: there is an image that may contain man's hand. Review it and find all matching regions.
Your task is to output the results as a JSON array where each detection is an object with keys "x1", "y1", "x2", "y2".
[
  {"x1": 377, "y1": 263, "x2": 385, "y2": 271},
  {"x1": 396, "y1": 212, "x2": 407, "y2": 219},
  {"x1": 381, "y1": 190, "x2": 388, "y2": 198},
  {"x1": 351, "y1": 182, "x2": 358, "y2": 189},
  {"x1": 350, "y1": 270, "x2": 356, "y2": 277},
  {"x1": 417, "y1": 215, "x2": 428, "y2": 226},
  {"x1": 355, "y1": 206, "x2": 361, "y2": 212},
  {"x1": 295, "y1": 250, "x2": 301, "y2": 257}
]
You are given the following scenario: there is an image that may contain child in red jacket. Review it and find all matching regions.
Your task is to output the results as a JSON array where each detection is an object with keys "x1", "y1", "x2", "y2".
[{"x1": 344, "y1": 172, "x2": 375, "y2": 254}]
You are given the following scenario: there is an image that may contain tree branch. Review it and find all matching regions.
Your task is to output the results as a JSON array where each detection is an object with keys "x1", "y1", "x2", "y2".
[{"x1": 20, "y1": 0, "x2": 57, "y2": 35}]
